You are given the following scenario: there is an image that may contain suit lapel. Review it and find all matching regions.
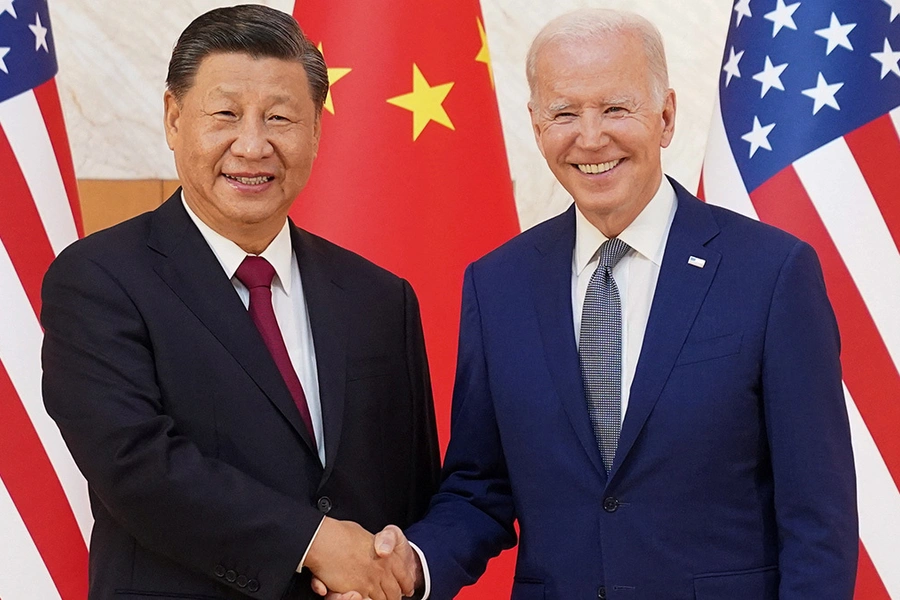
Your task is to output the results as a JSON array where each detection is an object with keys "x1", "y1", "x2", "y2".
[
  {"x1": 291, "y1": 226, "x2": 348, "y2": 487},
  {"x1": 148, "y1": 194, "x2": 316, "y2": 452},
  {"x1": 531, "y1": 207, "x2": 608, "y2": 479},
  {"x1": 611, "y1": 181, "x2": 721, "y2": 480}
]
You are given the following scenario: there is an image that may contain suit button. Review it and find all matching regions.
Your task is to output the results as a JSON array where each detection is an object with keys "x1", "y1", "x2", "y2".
[
  {"x1": 214, "y1": 565, "x2": 226, "y2": 577},
  {"x1": 317, "y1": 496, "x2": 333, "y2": 514},
  {"x1": 248, "y1": 579, "x2": 260, "y2": 592},
  {"x1": 225, "y1": 569, "x2": 237, "y2": 583},
  {"x1": 598, "y1": 586, "x2": 607, "y2": 599},
  {"x1": 603, "y1": 497, "x2": 619, "y2": 512},
  {"x1": 236, "y1": 575, "x2": 248, "y2": 588}
]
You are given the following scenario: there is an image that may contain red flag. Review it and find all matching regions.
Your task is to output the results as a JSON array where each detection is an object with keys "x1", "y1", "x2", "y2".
[
  {"x1": 0, "y1": 0, "x2": 89, "y2": 598},
  {"x1": 290, "y1": 0, "x2": 520, "y2": 596},
  {"x1": 700, "y1": 1, "x2": 900, "y2": 596}
]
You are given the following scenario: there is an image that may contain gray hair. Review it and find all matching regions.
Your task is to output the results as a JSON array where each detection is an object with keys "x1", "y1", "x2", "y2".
[
  {"x1": 525, "y1": 8, "x2": 669, "y2": 108},
  {"x1": 166, "y1": 4, "x2": 328, "y2": 115}
]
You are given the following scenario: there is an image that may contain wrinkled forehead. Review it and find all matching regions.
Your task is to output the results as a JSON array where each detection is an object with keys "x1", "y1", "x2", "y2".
[{"x1": 532, "y1": 36, "x2": 652, "y2": 101}]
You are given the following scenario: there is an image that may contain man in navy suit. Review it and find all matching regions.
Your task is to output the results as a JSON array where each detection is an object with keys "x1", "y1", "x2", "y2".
[
  {"x1": 322, "y1": 7, "x2": 858, "y2": 600},
  {"x1": 41, "y1": 5, "x2": 437, "y2": 600}
]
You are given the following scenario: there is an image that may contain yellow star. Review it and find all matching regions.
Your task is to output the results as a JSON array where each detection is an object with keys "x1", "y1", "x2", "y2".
[
  {"x1": 475, "y1": 17, "x2": 495, "y2": 89},
  {"x1": 317, "y1": 42, "x2": 352, "y2": 115},
  {"x1": 386, "y1": 63, "x2": 455, "y2": 141}
]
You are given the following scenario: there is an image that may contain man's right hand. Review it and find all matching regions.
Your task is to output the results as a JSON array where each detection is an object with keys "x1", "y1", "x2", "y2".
[
  {"x1": 309, "y1": 524, "x2": 423, "y2": 600},
  {"x1": 304, "y1": 518, "x2": 416, "y2": 600}
]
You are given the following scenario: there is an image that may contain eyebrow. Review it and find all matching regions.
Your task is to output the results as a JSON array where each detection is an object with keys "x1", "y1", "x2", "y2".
[
  {"x1": 545, "y1": 96, "x2": 637, "y2": 113},
  {"x1": 547, "y1": 101, "x2": 573, "y2": 112},
  {"x1": 207, "y1": 88, "x2": 295, "y2": 105},
  {"x1": 604, "y1": 96, "x2": 635, "y2": 106}
]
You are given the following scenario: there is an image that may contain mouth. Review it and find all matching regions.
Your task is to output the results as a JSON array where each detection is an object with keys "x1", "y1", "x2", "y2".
[
  {"x1": 575, "y1": 159, "x2": 622, "y2": 175},
  {"x1": 223, "y1": 174, "x2": 275, "y2": 185}
]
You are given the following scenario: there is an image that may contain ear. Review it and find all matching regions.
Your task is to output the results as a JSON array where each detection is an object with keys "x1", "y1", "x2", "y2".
[
  {"x1": 163, "y1": 90, "x2": 181, "y2": 151},
  {"x1": 528, "y1": 102, "x2": 547, "y2": 158},
  {"x1": 659, "y1": 88, "x2": 676, "y2": 149},
  {"x1": 311, "y1": 114, "x2": 322, "y2": 158}
]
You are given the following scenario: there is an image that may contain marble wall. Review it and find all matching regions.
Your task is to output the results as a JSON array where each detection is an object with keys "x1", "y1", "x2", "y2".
[{"x1": 47, "y1": 0, "x2": 733, "y2": 229}]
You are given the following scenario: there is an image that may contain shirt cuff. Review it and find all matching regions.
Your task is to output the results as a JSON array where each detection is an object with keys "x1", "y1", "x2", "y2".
[
  {"x1": 409, "y1": 541, "x2": 431, "y2": 600},
  {"x1": 297, "y1": 516, "x2": 327, "y2": 572}
]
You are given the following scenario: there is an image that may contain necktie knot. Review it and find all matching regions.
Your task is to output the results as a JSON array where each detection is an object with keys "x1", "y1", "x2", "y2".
[
  {"x1": 598, "y1": 238, "x2": 631, "y2": 269},
  {"x1": 235, "y1": 256, "x2": 276, "y2": 290}
]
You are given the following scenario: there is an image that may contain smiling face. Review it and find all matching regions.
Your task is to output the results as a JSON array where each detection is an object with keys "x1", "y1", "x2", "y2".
[
  {"x1": 529, "y1": 30, "x2": 675, "y2": 237},
  {"x1": 164, "y1": 52, "x2": 321, "y2": 253}
]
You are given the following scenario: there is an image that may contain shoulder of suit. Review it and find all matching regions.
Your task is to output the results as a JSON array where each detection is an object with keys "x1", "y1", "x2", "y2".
[
  {"x1": 664, "y1": 178, "x2": 802, "y2": 255},
  {"x1": 702, "y1": 200, "x2": 802, "y2": 253},
  {"x1": 54, "y1": 209, "x2": 154, "y2": 266},
  {"x1": 468, "y1": 206, "x2": 572, "y2": 272},
  {"x1": 289, "y1": 223, "x2": 407, "y2": 285}
]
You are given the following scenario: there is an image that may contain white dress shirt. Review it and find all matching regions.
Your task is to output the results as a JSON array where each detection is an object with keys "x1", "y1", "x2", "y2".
[
  {"x1": 572, "y1": 176, "x2": 677, "y2": 422},
  {"x1": 182, "y1": 198, "x2": 325, "y2": 466}
]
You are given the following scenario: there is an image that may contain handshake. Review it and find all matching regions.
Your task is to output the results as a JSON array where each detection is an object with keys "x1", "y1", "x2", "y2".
[{"x1": 305, "y1": 517, "x2": 423, "y2": 600}]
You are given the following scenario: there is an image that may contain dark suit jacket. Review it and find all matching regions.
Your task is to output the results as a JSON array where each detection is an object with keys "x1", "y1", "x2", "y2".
[
  {"x1": 41, "y1": 193, "x2": 440, "y2": 600},
  {"x1": 407, "y1": 179, "x2": 857, "y2": 600}
]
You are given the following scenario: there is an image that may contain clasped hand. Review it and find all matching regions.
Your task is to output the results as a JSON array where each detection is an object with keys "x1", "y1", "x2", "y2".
[{"x1": 305, "y1": 518, "x2": 420, "y2": 600}]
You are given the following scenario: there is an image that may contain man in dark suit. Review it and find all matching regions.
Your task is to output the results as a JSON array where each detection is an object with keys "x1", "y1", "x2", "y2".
[
  {"x1": 324, "y1": 7, "x2": 858, "y2": 600},
  {"x1": 41, "y1": 5, "x2": 438, "y2": 600}
]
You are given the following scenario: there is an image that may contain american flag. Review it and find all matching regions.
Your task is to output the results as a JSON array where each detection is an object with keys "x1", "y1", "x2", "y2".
[
  {"x1": 701, "y1": 0, "x2": 900, "y2": 596},
  {"x1": 0, "y1": 0, "x2": 89, "y2": 598}
]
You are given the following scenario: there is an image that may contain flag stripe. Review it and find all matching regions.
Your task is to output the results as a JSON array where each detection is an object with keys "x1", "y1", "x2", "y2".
[
  {"x1": 0, "y1": 238, "x2": 92, "y2": 542},
  {"x1": 0, "y1": 91, "x2": 78, "y2": 256},
  {"x1": 0, "y1": 479, "x2": 62, "y2": 600},
  {"x1": 32, "y1": 79, "x2": 83, "y2": 238},
  {"x1": 0, "y1": 358, "x2": 88, "y2": 600},
  {"x1": 857, "y1": 541, "x2": 892, "y2": 600},
  {"x1": 794, "y1": 139, "x2": 900, "y2": 377},
  {"x1": 0, "y1": 121, "x2": 55, "y2": 318},
  {"x1": 891, "y1": 107, "x2": 900, "y2": 154},
  {"x1": 846, "y1": 385, "x2": 900, "y2": 596},
  {"x1": 843, "y1": 114, "x2": 900, "y2": 255}
]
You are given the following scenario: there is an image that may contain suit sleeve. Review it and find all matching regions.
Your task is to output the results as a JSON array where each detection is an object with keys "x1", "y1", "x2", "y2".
[
  {"x1": 41, "y1": 249, "x2": 323, "y2": 600},
  {"x1": 406, "y1": 264, "x2": 517, "y2": 600},
  {"x1": 401, "y1": 279, "x2": 441, "y2": 522},
  {"x1": 762, "y1": 240, "x2": 858, "y2": 599}
]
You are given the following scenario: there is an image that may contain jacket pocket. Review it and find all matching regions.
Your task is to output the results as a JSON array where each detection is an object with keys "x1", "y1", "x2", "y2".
[
  {"x1": 346, "y1": 354, "x2": 400, "y2": 381},
  {"x1": 675, "y1": 332, "x2": 742, "y2": 366},
  {"x1": 511, "y1": 578, "x2": 546, "y2": 600},
  {"x1": 693, "y1": 565, "x2": 778, "y2": 599}
]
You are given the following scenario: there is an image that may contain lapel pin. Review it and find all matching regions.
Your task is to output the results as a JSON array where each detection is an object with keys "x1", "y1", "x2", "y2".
[{"x1": 688, "y1": 256, "x2": 706, "y2": 269}]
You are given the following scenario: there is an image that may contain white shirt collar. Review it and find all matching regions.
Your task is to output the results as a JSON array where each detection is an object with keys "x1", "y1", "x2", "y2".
[
  {"x1": 181, "y1": 192, "x2": 294, "y2": 295},
  {"x1": 573, "y1": 176, "x2": 678, "y2": 276}
]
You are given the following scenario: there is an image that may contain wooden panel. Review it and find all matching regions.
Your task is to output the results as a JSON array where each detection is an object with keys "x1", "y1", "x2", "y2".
[
  {"x1": 162, "y1": 180, "x2": 182, "y2": 200},
  {"x1": 77, "y1": 180, "x2": 179, "y2": 235}
]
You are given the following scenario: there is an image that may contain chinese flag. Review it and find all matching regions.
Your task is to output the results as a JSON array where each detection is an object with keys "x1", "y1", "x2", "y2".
[{"x1": 291, "y1": 0, "x2": 520, "y2": 597}]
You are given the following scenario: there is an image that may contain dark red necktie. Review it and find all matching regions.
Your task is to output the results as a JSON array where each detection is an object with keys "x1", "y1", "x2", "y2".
[{"x1": 235, "y1": 256, "x2": 316, "y2": 444}]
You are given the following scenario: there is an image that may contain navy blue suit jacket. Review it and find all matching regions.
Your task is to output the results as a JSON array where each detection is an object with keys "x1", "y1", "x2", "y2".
[{"x1": 407, "y1": 179, "x2": 857, "y2": 600}]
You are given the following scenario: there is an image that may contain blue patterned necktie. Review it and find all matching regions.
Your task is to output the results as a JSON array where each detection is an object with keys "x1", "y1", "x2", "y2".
[{"x1": 579, "y1": 237, "x2": 631, "y2": 473}]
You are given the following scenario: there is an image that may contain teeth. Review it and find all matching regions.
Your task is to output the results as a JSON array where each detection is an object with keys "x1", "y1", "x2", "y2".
[
  {"x1": 226, "y1": 174, "x2": 272, "y2": 185},
  {"x1": 577, "y1": 159, "x2": 621, "y2": 174}
]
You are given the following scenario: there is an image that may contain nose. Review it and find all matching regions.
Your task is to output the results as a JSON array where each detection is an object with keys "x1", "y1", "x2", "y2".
[
  {"x1": 578, "y1": 113, "x2": 609, "y2": 150},
  {"x1": 231, "y1": 117, "x2": 274, "y2": 159}
]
